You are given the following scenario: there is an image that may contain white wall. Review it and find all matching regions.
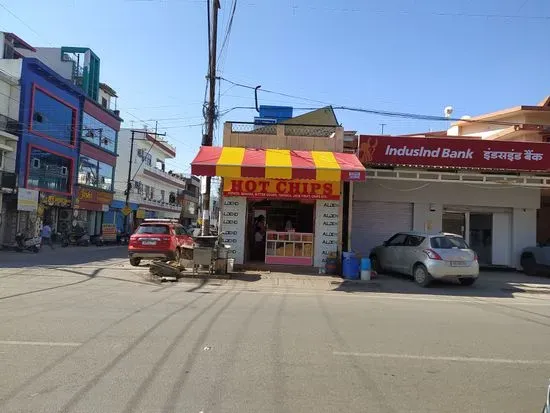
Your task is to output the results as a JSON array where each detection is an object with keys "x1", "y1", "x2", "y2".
[
  {"x1": 354, "y1": 179, "x2": 540, "y2": 269},
  {"x1": 512, "y1": 208, "x2": 537, "y2": 269}
]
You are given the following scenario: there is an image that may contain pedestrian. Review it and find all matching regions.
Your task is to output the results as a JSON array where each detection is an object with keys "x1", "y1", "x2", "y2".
[{"x1": 41, "y1": 222, "x2": 54, "y2": 249}]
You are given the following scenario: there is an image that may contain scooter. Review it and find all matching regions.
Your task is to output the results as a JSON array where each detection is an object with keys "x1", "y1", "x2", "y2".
[
  {"x1": 61, "y1": 231, "x2": 91, "y2": 247},
  {"x1": 14, "y1": 232, "x2": 41, "y2": 253}
]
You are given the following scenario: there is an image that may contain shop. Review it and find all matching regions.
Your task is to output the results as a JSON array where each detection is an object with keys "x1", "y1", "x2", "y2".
[
  {"x1": 353, "y1": 135, "x2": 550, "y2": 269},
  {"x1": 74, "y1": 186, "x2": 114, "y2": 236},
  {"x1": 38, "y1": 192, "x2": 73, "y2": 235},
  {"x1": 191, "y1": 146, "x2": 366, "y2": 268},
  {"x1": 106, "y1": 200, "x2": 140, "y2": 233}
]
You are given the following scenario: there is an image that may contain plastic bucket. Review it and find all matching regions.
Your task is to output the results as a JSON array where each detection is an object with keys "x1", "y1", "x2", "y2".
[
  {"x1": 360, "y1": 257, "x2": 371, "y2": 271},
  {"x1": 325, "y1": 257, "x2": 338, "y2": 275},
  {"x1": 342, "y1": 251, "x2": 355, "y2": 260},
  {"x1": 342, "y1": 256, "x2": 360, "y2": 279},
  {"x1": 227, "y1": 258, "x2": 235, "y2": 273}
]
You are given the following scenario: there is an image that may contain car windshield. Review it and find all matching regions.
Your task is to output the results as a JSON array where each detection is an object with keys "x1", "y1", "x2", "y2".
[
  {"x1": 430, "y1": 236, "x2": 468, "y2": 249},
  {"x1": 135, "y1": 225, "x2": 170, "y2": 235}
]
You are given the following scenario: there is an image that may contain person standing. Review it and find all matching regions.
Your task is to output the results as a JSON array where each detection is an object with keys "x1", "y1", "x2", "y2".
[{"x1": 41, "y1": 222, "x2": 54, "y2": 249}]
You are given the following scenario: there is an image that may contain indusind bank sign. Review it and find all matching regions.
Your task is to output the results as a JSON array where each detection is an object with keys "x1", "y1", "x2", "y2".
[{"x1": 358, "y1": 135, "x2": 549, "y2": 171}]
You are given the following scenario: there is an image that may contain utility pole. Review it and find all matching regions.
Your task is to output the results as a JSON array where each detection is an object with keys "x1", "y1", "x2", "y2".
[
  {"x1": 201, "y1": 0, "x2": 220, "y2": 236},
  {"x1": 380, "y1": 123, "x2": 386, "y2": 135},
  {"x1": 124, "y1": 128, "x2": 167, "y2": 233}
]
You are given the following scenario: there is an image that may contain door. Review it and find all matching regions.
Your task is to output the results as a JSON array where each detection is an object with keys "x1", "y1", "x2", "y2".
[
  {"x1": 351, "y1": 201, "x2": 413, "y2": 257},
  {"x1": 469, "y1": 213, "x2": 493, "y2": 265},
  {"x1": 442, "y1": 212, "x2": 466, "y2": 238},
  {"x1": 380, "y1": 233, "x2": 408, "y2": 272}
]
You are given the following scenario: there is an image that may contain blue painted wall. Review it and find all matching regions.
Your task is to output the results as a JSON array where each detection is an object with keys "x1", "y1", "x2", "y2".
[{"x1": 17, "y1": 58, "x2": 84, "y2": 194}]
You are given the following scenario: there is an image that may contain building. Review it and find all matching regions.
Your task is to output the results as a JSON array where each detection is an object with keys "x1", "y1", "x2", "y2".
[
  {"x1": 0, "y1": 33, "x2": 26, "y2": 244},
  {"x1": 0, "y1": 34, "x2": 122, "y2": 240},
  {"x1": 350, "y1": 133, "x2": 549, "y2": 269},
  {"x1": 191, "y1": 107, "x2": 366, "y2": 268},
  {"x1": 111, "y1": 129, "x2": 198, "y2": 232}
]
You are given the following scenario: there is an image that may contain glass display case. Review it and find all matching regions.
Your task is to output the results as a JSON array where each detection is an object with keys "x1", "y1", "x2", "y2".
[{"x1": 265, "y1": 231, "x2": 313, "y2": 265}]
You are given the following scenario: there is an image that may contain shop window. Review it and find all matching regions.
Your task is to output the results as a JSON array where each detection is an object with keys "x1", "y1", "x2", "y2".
[
  {"x1": 98, "y1": 162, "x2": 113, "y2": 191},
  {"x1": 31, "y1": 88, "x2": 76, "y2": 145},
  {"x1": 81, "y1": 113, "x2": 117, "y2": 153},
  {"x1": 27, "y1": 147, "x2": 71, "y2": 193}
]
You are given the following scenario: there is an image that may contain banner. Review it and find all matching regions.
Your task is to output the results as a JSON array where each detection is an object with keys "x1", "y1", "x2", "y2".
[
  {"x1": 101, "y1": 224, "x2": 117, "y2": 241},
  {"x1": 17, "y1": 188, "x2": 39, "y2": 211},
  {"x1": 223, "y1": 178, "x2": 340, "y2": 200},
  {"x1": 358, "y1": 135, "x2": 550, "y2": 171}
]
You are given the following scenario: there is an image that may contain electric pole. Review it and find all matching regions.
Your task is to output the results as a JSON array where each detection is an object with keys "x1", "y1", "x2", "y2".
[
  {"x1": 124, "y1": 127, "x2": 167, "y2": 233},
  {"x1": 380, "y1": 123, "x2": 386, "y2": 135},
  {"x1": 201, "y1": 0, "x2": 220, "y2": 236}
]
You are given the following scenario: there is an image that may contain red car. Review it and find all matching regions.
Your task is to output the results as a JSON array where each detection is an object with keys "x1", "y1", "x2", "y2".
[{"x1": 128, "y1": 219, "x2": 194, "y2": 266}]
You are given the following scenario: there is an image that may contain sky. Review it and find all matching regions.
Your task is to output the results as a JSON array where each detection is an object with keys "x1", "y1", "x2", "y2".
[{"x1": 1, "y1": 0, "x2": 549, "y2": 172}]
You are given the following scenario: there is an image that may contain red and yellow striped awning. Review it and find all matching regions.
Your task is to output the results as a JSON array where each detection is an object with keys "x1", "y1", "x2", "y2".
[{"x1": 191, "y1": 146, "x2": 366, "y2": 181}]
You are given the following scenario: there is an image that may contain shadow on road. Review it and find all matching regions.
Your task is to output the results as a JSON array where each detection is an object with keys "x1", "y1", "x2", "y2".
[
  {"x1": 0, "y1": 246, "x2": 127, "y2": 268},
  {"x1": 331, "y1": 271, "x2": 550, "y2": 298}
]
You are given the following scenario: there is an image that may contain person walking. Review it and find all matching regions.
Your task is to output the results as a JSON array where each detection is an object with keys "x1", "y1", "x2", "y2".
[{"x1": 41, "y1": 222, "x2": 54, "y2": 249}]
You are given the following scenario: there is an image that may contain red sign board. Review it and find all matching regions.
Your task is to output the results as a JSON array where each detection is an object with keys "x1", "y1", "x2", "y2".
[
  {"x1": 223, "y1": 178, "x2": 341, "y2": 200},
  {"x1": 358, "y1": 135, "x2": 550, "y2": 171}
]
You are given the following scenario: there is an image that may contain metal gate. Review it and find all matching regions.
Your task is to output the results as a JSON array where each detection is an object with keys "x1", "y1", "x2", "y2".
[{"x1": 351, "y1": 201, "x2": 413, "y2": 257}]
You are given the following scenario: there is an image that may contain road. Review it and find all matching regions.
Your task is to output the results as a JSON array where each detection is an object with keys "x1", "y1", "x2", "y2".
[{"x1": 0, "y1": 246, "x2": 549, "y2": 412}]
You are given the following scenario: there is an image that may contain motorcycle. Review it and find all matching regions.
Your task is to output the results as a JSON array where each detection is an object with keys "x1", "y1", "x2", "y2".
[
  {"x1": 14, "y1": 232, "x2": 41, "y2": 253},
  {"x1": 61, "y1": 231, "x2": 91, "y2": 247}
]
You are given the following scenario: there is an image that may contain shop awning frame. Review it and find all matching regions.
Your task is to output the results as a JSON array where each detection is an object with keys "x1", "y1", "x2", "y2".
[{"x1": 191, "y1": 146, "x2": 366, "y2": 182}]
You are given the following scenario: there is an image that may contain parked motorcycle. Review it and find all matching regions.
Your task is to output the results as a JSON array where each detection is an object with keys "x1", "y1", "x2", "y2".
[
  {"x1": 14, "y1": 232, "x2": 41, "y2": 253},
  {"x1": 61, "y1": 231, "x2": 91, "y2": 247}
]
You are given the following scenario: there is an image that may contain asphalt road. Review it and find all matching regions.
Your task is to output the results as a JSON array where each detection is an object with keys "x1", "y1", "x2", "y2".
[{"x1": 0, "y1": 247, "x2": 549, "y2": 413}]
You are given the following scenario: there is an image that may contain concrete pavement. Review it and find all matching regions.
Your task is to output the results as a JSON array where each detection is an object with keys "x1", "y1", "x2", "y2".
[{"x1": 1, "y1": 248, "x2": 550, "y2": 412}]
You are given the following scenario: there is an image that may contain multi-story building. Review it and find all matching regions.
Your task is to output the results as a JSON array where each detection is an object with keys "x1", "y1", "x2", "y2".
[
  {"x1": 0, "y1": 33, "x2": 122, "y2": 241},
  {"x1": 111, "y1": 128, "x2": 199, "y2": 232},
  {"x1": 0, "y1": 33, "x2": 26, "y2": 245}
]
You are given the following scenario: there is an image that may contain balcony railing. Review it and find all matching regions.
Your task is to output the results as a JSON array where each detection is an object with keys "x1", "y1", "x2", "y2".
[
  {"x1": 140, "y1": 197, "x2": 181, "y2": 212},
  {"x1": 0, "y1": 114, "x2": 20, "y2": 136},
  {"x1": 0, "y1": 171, "x2": 17, "y2": 191},
  {"x1": 229, "y1": 122, "x2": 338, "y2": 137}
]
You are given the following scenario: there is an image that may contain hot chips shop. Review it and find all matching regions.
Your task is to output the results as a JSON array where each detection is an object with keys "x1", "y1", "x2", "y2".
[{"x1": 191, "y1": 146, "x2": 366, "y2": 268}]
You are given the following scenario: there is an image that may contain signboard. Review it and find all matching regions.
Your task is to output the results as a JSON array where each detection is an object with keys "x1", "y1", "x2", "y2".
[
  {"x1": 39, "y1": 193, "x2": 71, "y2": 207},
  {"x1": 17, "y1": 188, "x2": 39, "y2": 212},
  {"x1": 358, "y1": 135, "x2": 550, "y2": 171},
  {"x1": 77, "y1": 187, "x2": 113, "y2": 204},
  {"x1": 314, "y1": 200, "x2": 340, "y2": 268},
  {"x1": 221, "y1": 196, "x2": 246, "y2": 265},
  {"x1": 223, "y1": 178, "x2": 340, "y2": 200},
  {"x1": 121, "y1": 205, "x2": 132, "y2": 216},
  {"x1": 136, "y1": 208, "x2": 146, "y2": 219},
  {"x1": 101, "y1": 223, "x2": 117, "y2": 241}
]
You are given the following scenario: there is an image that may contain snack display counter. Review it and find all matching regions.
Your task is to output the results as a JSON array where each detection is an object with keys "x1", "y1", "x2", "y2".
[{"x1": 265, "y1": 231, "x2": 313, "y2": 265}]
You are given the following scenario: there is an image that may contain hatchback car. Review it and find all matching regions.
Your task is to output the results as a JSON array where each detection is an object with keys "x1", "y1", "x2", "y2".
[
  {"x1": 128, "y1": 219, "x2": 194, "y2": 266},
  {"x1": 370, "y1": 231, "x2": 479, "y2": 287}
]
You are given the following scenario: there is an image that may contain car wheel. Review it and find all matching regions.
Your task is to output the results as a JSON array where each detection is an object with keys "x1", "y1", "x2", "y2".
[
  {"x1": 413, "y1": 264, "x2": 432, "y2": 287},
  {"x1": 129, "y1": 257, "x2": 141, "y2": 267},
  {"x1": 521, "y1": 254, "x2": 538, "y2": 276},
  {"x1": 459, "y1": 277, "x2": 476, "y2": 286},
  {"x1": 370, "y1": 255, "x2": 383, "y2": 274}
]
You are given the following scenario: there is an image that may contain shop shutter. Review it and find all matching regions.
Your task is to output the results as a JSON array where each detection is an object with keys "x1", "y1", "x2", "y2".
[{"x1": 351, "y1": 201, "x2": 413, "y2": 257}]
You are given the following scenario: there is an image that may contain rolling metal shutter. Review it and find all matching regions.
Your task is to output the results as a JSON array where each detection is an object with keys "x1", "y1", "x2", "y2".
[{"x1": 351, "y1": 201, "x2": 413, "y2": 257}]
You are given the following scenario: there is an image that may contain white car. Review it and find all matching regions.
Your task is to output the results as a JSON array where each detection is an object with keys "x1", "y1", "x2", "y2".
[{"x1": 370, "y1": 231, "x2": 480, "y2": 287}]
